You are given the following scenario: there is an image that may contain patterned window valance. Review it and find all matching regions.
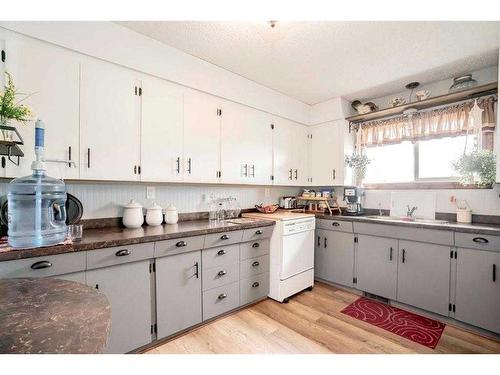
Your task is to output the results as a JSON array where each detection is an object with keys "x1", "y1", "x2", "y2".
[{"x1": 358, "y1": 96, "x2": 496, "y2": 148}]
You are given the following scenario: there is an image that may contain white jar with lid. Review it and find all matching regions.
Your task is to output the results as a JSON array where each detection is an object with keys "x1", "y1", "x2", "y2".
[
  {"x1": 146, "y1": 202, "x2": 163, "y2": 226},
  {"x1": 122, "y1": 200, "x2": 144, "y2": 229},
  {"x1": 165, "y1": 204, "x2": 179, "y2": 225}
]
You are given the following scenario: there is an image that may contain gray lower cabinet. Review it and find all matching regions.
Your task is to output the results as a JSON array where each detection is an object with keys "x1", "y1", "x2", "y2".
[
  {"x1": 455, "y1": 248, "x2": 500, "y2": 333},
  {"x1": 397, "y1": 240, "x2": 451, "y2": 316},
  {"x1": 356, "y1": 234, "x2": 398, "y2": 300},
  {"x1": 155, "y1": 251, "x2": 202, "y2": 339},
  {"x1": 315, "y1": 229, "x2": 354, "y2": 287},
  {"x1": 86, "y1": 260, "x2": 152, "y2": 353},
  {"x1": 54, "y1": 271, "x2": 86, "y2": 283},
  {"x1": 203, "y1": 281, "x2": 240, "y2": 320}
]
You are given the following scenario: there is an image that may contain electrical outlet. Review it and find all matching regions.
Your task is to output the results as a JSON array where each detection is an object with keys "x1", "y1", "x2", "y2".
[
  {"x1": 146, "y1": 186, "x2": 156, "y2": 200},
  {"x1": 264, "y1": 188, "x2": 271, "y2": 198}
]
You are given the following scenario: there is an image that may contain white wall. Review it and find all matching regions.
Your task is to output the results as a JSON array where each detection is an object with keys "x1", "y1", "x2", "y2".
[
  {"x1": 0, "y1": 182, "x2": 300, "y2": 219},
  {"x1": 0, "y1": 21, "x2": 310, "y2": 124}
]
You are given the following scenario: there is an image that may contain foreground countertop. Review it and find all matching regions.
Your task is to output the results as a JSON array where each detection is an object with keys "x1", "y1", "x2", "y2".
[
  {"x1": 315, "y1": 213, "x2": 500, "y2": 236},
  {"x1": 0, "y1": 278, "x2": 111, "y2": 354},
  {"x1": 0, "y1": 218, "x2": 275, "y2": 262},
  {"x1": 242, "y1": 210, "x2": 315, "y2": 221}
]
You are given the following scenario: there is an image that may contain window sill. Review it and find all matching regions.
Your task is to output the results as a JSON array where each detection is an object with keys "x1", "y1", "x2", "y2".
[{"x1": 363, "y1": 181, "x2": 493, "y2": 190}]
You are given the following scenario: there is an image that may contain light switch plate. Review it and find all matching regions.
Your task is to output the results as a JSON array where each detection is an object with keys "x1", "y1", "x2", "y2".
[{"x1": 146, "y1": 186, "x2": 156, "y2": 200}]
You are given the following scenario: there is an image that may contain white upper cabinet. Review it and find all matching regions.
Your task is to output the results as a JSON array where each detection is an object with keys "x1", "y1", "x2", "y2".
[
  {"x1": 80, "y1": 58, "x2": 141, "y2": 181},
  {"x1": 183, "y1": 90, "x2": 221, "y2": 183},
  {"x1": 140, "y1": 76, "x2": 184, "y2": 182},
  {"x1": 3, "y1": 33, "x2": 80, "y2": 179},
  {"x1": 220, "y1": 101, "x2": 273, "y2": 185},
  {"x1": 310, "y1": 119, "x2": 353, "y2": 186},
  {"x1": 272, "y1": 118, "x2": 309, "y2": 186}
]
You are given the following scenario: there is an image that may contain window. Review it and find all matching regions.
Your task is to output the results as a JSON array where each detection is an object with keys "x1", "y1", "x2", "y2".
[{"x1": 364, "y1": 135, "x2": 476, "y2": 184}]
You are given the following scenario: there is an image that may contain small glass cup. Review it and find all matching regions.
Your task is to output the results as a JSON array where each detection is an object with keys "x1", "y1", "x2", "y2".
[{"x1": 67, "y1": 224, "x2": 83, "y2": 242}]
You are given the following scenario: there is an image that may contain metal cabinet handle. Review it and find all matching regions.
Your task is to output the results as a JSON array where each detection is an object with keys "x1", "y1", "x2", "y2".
[
  {"x1": 294, "y1": 169, "x2": 298, "y2": 180},
  {"x1": 176, "y1": 157, "x2": 180, "y2": 174},
  {"x1": 317, "y1": 236, "x2": 321, "y2": 247},
  {"x1": 473, "y1": 237, "x2": 489, "y2": 244},
  {"x1": 252, "y1": 282, "x2": 260, "y2": 288},
  {"x1": 217, "y1": 270, "x2": 227, "y2": 277},
  {"x1": 332, "y1": 169, "x2": 336, "y2": 180},
  {"x1": 252, "y1": 242, "x2": 260, "y2": 248},
  {"x1": 87, "y1": 148, "x2": 91, "y2": 168},
  {"x1": 255, "y1": 230, "x2": 263, "y2": 235},
  {"x1": 401, "y1": 249, "x2": 406, "y2": 263},
  {"x1": 289, "y1": 169, "x2": 293, "y2": 180},
  {"x1": 134, "y1": 165, "x2": 137, "y2": 174},
  {"x1": 220, "y1": 234, "x2": 229, "y2": 240},
  {"x1": 115, "y1": 249, "x2": 131, "y2": 257},
  {"x1": 252, "y1": 261, "x2": 260, "y2": 267},
  {"x1": 389, "y1": 247, "x2": 393, "y2": 261},
  {"x1": 218, "y1": 293, "x2": 227, "y2": 300},
  {"x1": 217, "y1": 249, "x2": 226, "y2": 256},
  {"x1": 493, "y1": 264, "x2": 497, "y2": 282},
  {"x1": 242, "y1": 164, "x2": 248, "y2": 177},
  {"x1": 68, "y1": 146, "x2": 72, "y2": 167},
  {"x1": 31, "y1": 260, "x2": 52, "y2": 270},
  {"x1": 324, "y1": 237, "x2": 327, "y2": 248},
  {"x1": 187, "y1": 157, "x2": 192, "y2": 174},
  {"x1": 176, "y1": 241, "x2": 187, "y2": 247},
  {"x1": 249, "y1": 164, "x2": 255, "y2": 178},
  {"x1": 194, "y1": 262, "x2": 199, "y2": 279},
  {"x1": 332, "y1": 222, "x2": 340, "y2": 227}
]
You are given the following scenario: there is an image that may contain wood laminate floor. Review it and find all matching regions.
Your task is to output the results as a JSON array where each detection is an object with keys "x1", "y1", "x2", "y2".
[{"x1": 146, "y1": 282, "x2": 500, "y2": 354}]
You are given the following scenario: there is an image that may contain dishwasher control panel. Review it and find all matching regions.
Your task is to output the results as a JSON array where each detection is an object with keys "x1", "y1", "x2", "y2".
[{"x1": 283, "y1": 218, "x2": 315, "y2": 235}]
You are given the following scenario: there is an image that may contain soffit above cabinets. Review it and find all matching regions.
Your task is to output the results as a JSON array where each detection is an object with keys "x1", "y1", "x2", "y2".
[{"x1": 117, "y1": 21, "x2": 500, "y2": 105}]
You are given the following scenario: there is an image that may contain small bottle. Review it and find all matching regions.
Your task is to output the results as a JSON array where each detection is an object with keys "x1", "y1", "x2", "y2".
[{"x1": 216, "y1": 202, "x2": 225, "y2": 221}]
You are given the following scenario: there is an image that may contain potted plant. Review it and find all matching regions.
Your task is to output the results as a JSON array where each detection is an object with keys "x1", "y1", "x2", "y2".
[
  {"x1": 452, "y1": 150, "x2": 496, "y2": 188},
  {"x1": 345, "y1": 152, "x2": 371, "y2": 186},
  {"x1": 0, "y1": 72, "x2": 33, "y2": 141}
]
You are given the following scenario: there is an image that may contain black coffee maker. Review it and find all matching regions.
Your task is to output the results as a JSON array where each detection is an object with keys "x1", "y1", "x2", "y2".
[{"x1": 343, "y1": 187, "x2": 364, "y2": 216}]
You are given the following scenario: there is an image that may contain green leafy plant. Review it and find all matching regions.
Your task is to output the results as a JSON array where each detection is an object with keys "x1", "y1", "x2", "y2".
[
  {"x1": 345, "y1": 152, "x2": 371, "y2": 185},
  {"x1": 452, "y1": 150, "x2": 496, "y2": 187},
  {"x1": 0, "y1": 72, "x2": 33, "y2": 124}
]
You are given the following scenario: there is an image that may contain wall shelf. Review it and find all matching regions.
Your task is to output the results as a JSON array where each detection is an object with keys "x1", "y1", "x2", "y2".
[{"x1": 346, "y1": 81, "x2": 498, "y2": 124}]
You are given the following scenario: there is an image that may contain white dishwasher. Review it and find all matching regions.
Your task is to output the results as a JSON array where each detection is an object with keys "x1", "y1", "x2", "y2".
[{"x1": 242, "y1": 211, "x2": 316, "y2": 302}]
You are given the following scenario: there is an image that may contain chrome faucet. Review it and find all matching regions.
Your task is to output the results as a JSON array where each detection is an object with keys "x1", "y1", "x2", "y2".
[{"x1": 406, "y1": 205, "x2": 418, "y2": 218}]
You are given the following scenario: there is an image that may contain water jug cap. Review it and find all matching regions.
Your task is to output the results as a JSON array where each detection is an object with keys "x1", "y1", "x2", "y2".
[
  {"x1": 166, "y1": 204, "x2": 177, "y2": 212},
  {"x1": 124, "y1": 199, "x2": 143, "y2": 209},
  {"x1": 147, "y1": 202, "x2": 162, "y2": 211}
]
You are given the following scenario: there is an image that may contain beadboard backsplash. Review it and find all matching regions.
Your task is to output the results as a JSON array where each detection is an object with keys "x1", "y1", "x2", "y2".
[{"x1": 0, "y1": 182, "x2": 300, "y2": 220}]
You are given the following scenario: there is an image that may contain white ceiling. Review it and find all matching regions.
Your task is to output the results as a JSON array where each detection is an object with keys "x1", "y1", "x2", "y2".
[{"x1": 117, "y1": 21, "x2": 500, "y2": 105}]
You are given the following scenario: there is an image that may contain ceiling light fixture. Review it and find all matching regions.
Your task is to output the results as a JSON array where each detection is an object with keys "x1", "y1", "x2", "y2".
[{"x1": 268, "y1": 20, "x2": 277, "y2": 28}]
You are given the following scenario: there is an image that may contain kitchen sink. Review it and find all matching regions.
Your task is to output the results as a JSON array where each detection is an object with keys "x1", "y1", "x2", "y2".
[{"x1": 365, "y1": 216, "x2": 449, "y2": 224}]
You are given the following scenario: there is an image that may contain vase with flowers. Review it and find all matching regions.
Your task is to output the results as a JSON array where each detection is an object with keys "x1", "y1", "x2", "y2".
[
  {"x1": 345, "y1": 152, "x2": 371, "y2": 187},
  {"x1": 0, "y1": 72, "x2": 33, "y2": 141}
]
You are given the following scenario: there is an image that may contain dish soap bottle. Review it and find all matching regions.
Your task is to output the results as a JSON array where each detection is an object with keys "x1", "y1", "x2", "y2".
[{"x1": 7, "y1": 120, "x2": 68, "y2": 248}]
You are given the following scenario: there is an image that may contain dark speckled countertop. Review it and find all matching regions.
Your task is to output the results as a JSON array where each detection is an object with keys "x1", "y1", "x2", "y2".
[
  {"x1": 0, "y1": 219, "x2": 275, "y2": 262},
  {"x1": 315, "y1": 213, "x2": 500, "y2": 235},
  {"x1": 0, "y1": 278, "x2": 110, "y2": 354}
]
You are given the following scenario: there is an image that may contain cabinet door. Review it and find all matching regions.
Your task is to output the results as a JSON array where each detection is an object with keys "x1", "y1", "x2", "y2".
[
  {"x1": 140, "y1": 77, "x2": 184, "y2": 182},
  {"x1": 155, "y1": 251, "x2": 202, "y2": 339},
  {"x1": 315, "y1": 229, "x2": 354, "y2": 287},
  {"x1": 272, "y1": 118, "x2": 294, "y2": 185},
  {"x1": 220, "y1": 101, "x2": 273, "y2": 185},
  {"x1": 397, "y1": 240, "x2": 451, "y2": 316},
  {"x1": 356, "y1": 235, "x2": 398, "y2": 299},
  {"x1": 455, "y1": 248, "x2": 500, "y2": 333},
  {"x1": 54, "y1": 271, "x2": 86, "y2": 284},
  {"x1": 4, "y1": 33, "x2": 80, "y2": 179},
  {"x1": 292, "y1": 124, "x2": 309, "y2": 186},
  {"x1": 80, "y1": 58, "x2": 141, "y2": 181},
  {"x1": 183, "y1": 90, "x2": 221, "y2": 183},
  {"x1": 310, "y1": 123, "x2": 338, "y2": 186},
  {"x1": 86, "y1": 261, "x2": 152, "y2": 353}
]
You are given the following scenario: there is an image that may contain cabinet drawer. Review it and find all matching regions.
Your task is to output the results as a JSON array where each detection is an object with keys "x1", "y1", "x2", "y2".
[
  {"x1": 203, "y1": 281, "x2": 240, "y2": 320},
  {"x1": 202, "y1": 244, "x2": 239, "y2": 270},
  {"x1": 455, "y1": 233, "x2": 500, "y2": 253},
  {"x1": 202, "y1": 262, "x2": 239, "y2": 291},
  {"x1": 155, "y1": 235, "x2": 205, "y2": 258},
  {"x1": 240, "y1": 272, "x2": 269, "y2": 305},
  {"x1": 242, "y1": 226, "x2": 274, "y2": 242},
  {"x1": 240, "y1": 254, "x2": 270, "y2": 278},
  {"x1": 240, "y1": 239, "x2": 270, "y2": 260},
  {"x1": 317, "y1": 219, "x2": 353, "y2": 233},
  {"x1": 0, "y1": 252, "x2": 86, "y2": 279},
  {"x1": 87, "y1": 243, "x2": 154, "y2": 270},
  {"x1": 204, "y1": 230, "x2": 243, "y2": 248}
]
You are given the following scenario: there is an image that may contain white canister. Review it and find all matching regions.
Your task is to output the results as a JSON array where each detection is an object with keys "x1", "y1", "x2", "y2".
[
  {"x1": 165, "y1": 204, "x2": 179, "y2": 225},
  {"x1": 146, "y1": 202, "x2": 163, "y2": 226},
  {"x1": 122, "y1": 199, "x2": 144, "y2": 228},
  {"x1": 457, "y1": 208, "x2": 472, "y2": 224}
]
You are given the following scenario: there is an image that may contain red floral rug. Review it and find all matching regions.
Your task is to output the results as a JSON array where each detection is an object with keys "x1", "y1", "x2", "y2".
[{"x1": 341, "y1": 297, "x2": 446, "y2": 349}]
